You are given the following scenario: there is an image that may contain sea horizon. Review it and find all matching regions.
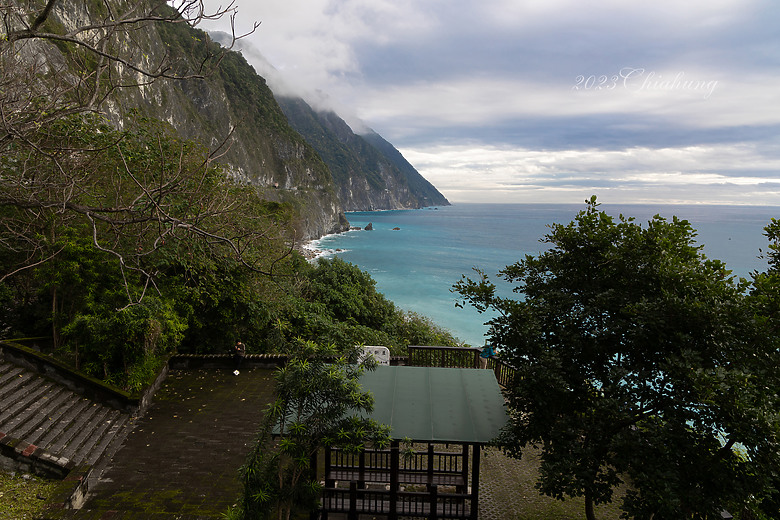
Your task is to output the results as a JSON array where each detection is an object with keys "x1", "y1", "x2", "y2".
[{"x1": 309, "y1": 202, "x2": 779, "y2": 346}]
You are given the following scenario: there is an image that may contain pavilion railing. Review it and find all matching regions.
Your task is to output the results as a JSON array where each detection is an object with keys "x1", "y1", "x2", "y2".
[
  {"x1": 407, "y1": 345, "x2": 480, "y2": 369},
  {"x1": 326, "y1": 445, "x2": 468, "y2": 486},
  {"x1": 484, "y1": 356, "x2": 516, "y2": 388},
  {"x1": 407, "y1": 345, "x2": 516, "y2": 388},
  {"x1": 322, "y1": 483, "x2": 471, "y2": 520},
  {"x1": 323, "y1": 443, "x2": 473, "y2": 520}
]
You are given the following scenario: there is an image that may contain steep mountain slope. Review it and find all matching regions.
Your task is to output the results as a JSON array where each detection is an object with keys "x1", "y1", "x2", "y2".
[
  {"x1": 360, "y1": 131, "x2": 450, "y2": 208},
  {"x1": 124, "y1": 15, "x2": 352, "y2": 240},
  {"x1": 7, "y1": 1, "x2": 448, "y2": 238},
  {"x1": 19, "y1": 1, "x2": 348, "y2": 240},
  {"x1": 277, "y1": 96, "x2": 450, "y2": 211}
]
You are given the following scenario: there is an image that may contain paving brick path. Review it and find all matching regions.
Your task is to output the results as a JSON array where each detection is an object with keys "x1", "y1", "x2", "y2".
[
  {"x1": 478, "y1": 446, "x2": 623, "y2": 520},
  {"x1": 72, "y1": 367, "x2": 275, "y2": 519}
]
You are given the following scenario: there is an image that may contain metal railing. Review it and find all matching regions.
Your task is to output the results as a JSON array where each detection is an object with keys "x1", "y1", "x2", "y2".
[
  {"x1": 406, "y1": 345, "x2": 516, "y2": 388},
  {"x1": 483, "y1": 356, "x2": 516, "y2": 388},
  {"x1": 407, "y1": 345, "x2": 480, "y2": 368}
]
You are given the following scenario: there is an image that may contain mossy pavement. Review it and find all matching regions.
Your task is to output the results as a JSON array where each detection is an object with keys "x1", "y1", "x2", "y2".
[
  {"x1": 78, "y1": 367, "x2": 275, "y2": 518},
  {"x1": 479, "y1": 446, "x2": 623, "y2": 520},
  {"x1": 59, "y1": 367, "x2": 623, "y2": 520}
]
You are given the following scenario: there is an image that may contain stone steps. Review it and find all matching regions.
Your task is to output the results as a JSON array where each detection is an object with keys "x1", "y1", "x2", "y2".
[{"x1": 0, "y1": 360, "x2": 134, "y2": 471}]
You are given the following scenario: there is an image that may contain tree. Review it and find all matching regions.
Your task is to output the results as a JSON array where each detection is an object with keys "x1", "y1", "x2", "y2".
[
  {"x1": 0, "y1": 112, "x2": 297, "y2": 387},
  {"x1": 748, "y1": 219, "x2": 780, "y2": 518},
  {"x1": 751, "y1": 219, "x2": 780, "y2": 334},
  {"x1": 1, "y1": 113, "x2": 291, "y2": 324},
  {"x1": 307, "y1": 257, "x2": 397, "y2": 330},
  {"x1": 0, "y1": 0, "x2": 269, "y2": 301},
  {"x1": 455, "y1": 197, "x2": 780, "y2": 520},
  {"x1": 239, "y1": 340, "x2": 390, "y2": 520}
]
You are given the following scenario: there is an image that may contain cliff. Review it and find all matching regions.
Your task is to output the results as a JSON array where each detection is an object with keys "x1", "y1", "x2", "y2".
[
  {"x1": 277, "y1": 97, "x2": 450, "y2": 211},
  {"x1": 118, "y1": 13, "x2": 354, "y2": 240},
  {"x1": 360, "y1": 130, "x2": 451, "y2": 208},
  {"x1": 10, "y1": 1, "x2": 446, "y2": 238},
  {"x1": 17, "y1": 1, "x2": 346, "y2": 240}
]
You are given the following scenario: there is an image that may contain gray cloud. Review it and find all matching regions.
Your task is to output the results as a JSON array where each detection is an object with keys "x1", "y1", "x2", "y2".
[{"x1": 200, "y1": 0, "x2": 780, "y2": 205}]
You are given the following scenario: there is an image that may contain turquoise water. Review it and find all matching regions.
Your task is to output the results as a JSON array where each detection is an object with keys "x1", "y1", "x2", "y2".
[{"x1": 310, "y1": 203, "x2": 779, "y2": 346}]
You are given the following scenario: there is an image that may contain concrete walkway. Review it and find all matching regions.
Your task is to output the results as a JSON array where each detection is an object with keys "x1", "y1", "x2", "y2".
[{"x1": 72, "y1": 367, "x2": 275, "y2": 518}]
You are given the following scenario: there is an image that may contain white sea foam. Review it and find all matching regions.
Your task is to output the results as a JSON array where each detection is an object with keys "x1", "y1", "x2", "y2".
[
  {"x1": 302, "y1": 230, "x2": 359, "y2": 262},
  {"x1": 312, "y1": 247, "x2": 350, "y2": 261}
]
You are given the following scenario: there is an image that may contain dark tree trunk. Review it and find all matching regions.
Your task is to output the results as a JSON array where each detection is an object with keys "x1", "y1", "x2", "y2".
[
  {"x1": 585, "y1": 489, "x2": 597, "y2": 520},
  {"x1": 51, "y1": 287, "x2": 60, "y2": 349}
]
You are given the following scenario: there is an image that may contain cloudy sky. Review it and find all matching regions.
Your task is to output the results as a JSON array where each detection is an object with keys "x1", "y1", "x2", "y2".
[{"x1": 199, "y1": 0, "x2": 780, "y2": 205}]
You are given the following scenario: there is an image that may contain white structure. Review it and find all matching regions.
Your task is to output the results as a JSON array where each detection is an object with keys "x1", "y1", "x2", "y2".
[{"x1": 359, "y1": 346, "x2": 390, "y2": 366}]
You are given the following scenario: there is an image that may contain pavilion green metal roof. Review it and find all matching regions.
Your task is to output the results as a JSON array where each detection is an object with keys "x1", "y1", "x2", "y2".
[{"x1": 358, "y1": 366, "x2": 508, "y2": 444}]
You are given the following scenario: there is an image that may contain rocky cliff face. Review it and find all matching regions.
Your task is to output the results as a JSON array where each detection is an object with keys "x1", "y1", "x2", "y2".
[
  {"x1": 33, "y1": 1, "x2": 348, "y2": 241},
  {"x1": 18, "y1": 1, "x2": 448, "y2": 239},
  {"x1": 277, "y1": 97, "x2": 450, "y2": 211},
  {"x1": 360, "y1": 131, "x2": 451, "y2": 208}
]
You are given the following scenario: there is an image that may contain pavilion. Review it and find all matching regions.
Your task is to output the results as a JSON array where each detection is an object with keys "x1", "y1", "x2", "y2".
[{"x1": 319, "y1": 365, "x2": 508, "y2": 520}]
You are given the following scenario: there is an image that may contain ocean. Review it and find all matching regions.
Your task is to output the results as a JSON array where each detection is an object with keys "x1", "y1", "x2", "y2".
[{"x1": 308, "y1": 203, "x2": 779, "y2": 347}]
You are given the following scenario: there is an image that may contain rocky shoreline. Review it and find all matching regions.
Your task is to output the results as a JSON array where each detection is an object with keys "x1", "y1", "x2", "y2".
[
  {"x1": 296, "y1": 246, "x2": 319, "y2": 260},
  {"x1": 297, "y1": 222, "x2": 379, "y2": 261}
]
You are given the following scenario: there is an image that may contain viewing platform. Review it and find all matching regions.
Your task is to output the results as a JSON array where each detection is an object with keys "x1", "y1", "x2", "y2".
[
  {"x1": 0, "y1": 342, "x2": 537, "y2": 519},
  {"x1": 318, "y1": 365, "x2": 508, "y2": 520}
]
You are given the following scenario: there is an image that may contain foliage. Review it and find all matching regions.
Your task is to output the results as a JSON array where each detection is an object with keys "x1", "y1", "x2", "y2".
[
  {"x1": 2, "y1": 111, "x2": 290, "y2": 293},
  {"x1": 307, "y1": 257, "x2": 396, "y2": 330},
  {"x1": 239, "y1": 340, "x2": 390, "y2": 520},
  {"x1": 0, "y1": 0, "x2": 458, "y2": 394},
  {"x1": 0, "y1": 112, "x2": 293, "y2": 388},
  {"x1": 1, "y1": 151, "x2": 458, "y2": 387},
  {"x1": 0, "y1": 471, "x2": 59, "y2": 520},
  {"x1": 455, "y1": 197, "x2": 780, "y2": 520},
  {"x1": 269, "y1": 257, "x2": 462, "y2": 355},
  {"x1": 747, "y1": 218, "x2": 780, "y2": 519},
  {"x1": 388, "y1": 311, "x2": 461, "y2": 347},
  {"x1": 751, "y1": 219, "x2": 780, "y2": 333},
  {"x1": 62, "y1": 294, "x2": 185, "y2": 389}
]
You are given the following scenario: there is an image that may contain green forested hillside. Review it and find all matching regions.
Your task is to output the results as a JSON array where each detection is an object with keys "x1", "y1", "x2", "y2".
[
  {"x1": 0, "y1": 1, "x2": 459, "y2": 391},
  {"x1": 0, "y1": 112, "x2": 459, "y2": 391}
]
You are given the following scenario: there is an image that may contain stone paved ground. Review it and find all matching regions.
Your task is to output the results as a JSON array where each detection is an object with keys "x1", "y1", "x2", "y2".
[
  {"x1": 83, "y1": 367, "x2": 275, "y2": 517},
  {"x1": 74, "y1": 367, "x2": 623, "y2": 520},
  {"x1": 479, "y1": 446, "x2": 622, "y2": 520}
]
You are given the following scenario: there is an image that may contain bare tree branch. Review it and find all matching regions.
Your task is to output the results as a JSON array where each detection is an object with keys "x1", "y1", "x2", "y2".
[
  {"x1": 0, "y1": 0, "x2": 259, "y2": 148},
  {"x1": 0, "y1": 244, "x2": 66, "y2": 283}
]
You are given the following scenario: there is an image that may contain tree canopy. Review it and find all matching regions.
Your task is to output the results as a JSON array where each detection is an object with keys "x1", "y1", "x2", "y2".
[
  {"x1": 455, "y1": 197, "x2": 780, "y2": 520},
  {"x1": 0, "y1": 0, "x2": 267, "y2": 295},
  {"x1": 0, "y1": 0, "x2": 461, "y2": 390}
]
